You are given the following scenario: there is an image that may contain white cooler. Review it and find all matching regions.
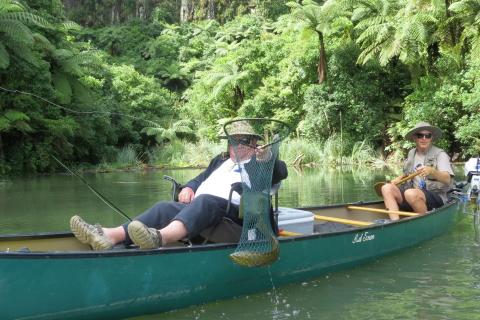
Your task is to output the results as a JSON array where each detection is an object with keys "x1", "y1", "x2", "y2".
[{"x1": 277, "y1": 207, "x2": 314, "y2": 234}]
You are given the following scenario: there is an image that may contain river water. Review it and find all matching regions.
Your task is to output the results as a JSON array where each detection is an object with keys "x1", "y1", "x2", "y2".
[{"x1": 1, "y1": 166, "x2": 479, "y2": 320}]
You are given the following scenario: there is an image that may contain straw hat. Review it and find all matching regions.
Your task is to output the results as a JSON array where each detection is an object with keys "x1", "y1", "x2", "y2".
[
  {"x1": 405, "y1": 121, "x2": 443, "y2": 141},
  {"x1": 219, "y1": 120, "x2": 262, "y2": 139}
]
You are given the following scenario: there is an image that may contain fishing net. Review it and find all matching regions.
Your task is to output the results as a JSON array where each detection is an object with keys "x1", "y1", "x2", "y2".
[{"x1": 223, "y1": 118, "x2": 290, "y2": 267}]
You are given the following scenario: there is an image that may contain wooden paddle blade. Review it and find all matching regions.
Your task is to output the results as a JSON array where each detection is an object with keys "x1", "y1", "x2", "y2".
[{"x1": 374, "y1": 182, "x2": 385, "y2": 197}]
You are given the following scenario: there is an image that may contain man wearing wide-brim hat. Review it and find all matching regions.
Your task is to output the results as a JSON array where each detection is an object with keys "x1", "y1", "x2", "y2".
[
  {"x1": 70, "y1": 120, "x2": 288, "y2": 250},
  {"x1": 381, "y1": 121, "x2": 454, "y2": 220}
]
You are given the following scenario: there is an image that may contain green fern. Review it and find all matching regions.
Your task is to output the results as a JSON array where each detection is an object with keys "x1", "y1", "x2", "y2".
[
  {"x1": 0, "y1": 109, "x2": 32, "y2": 133},
  {"x1": 6, "y1": 40, "x2": 41, "y2": 66},
  {"x1": 52, "y1": 73, "x2": 73, "y2": 104},
  {"x1": 33, "y1": 33, "x2": 55, "y2": 52},
  {"x1": 0, "y1": 0, "x2": 51, "y2": 69},
  {"x1": 142, "y1": 120, "x2": 194, "y2": 144},
  {"x1": 0, "y1": 19, "x2": 34, "y2": 44},
  {"x1": 0, "y1": 0, "x2": 25, "y2": 13},
  {"x1": 0, "y1": 42, "x2": 8, "y2": 68},
  {"x1": 1, "y1": 12, "x2": 53, "y2": 29},
  {"x1": 59, "y1": 21, "x2": 81, "y2": 33}
]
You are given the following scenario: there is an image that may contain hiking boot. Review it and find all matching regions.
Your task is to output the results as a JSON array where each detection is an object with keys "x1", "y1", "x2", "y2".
[
  {"x1": 128, "y1": 220, "x2": 162, "y2": 249},
  {"x1": 70, "y1": 215, "x2": 113, "y2": 250}
]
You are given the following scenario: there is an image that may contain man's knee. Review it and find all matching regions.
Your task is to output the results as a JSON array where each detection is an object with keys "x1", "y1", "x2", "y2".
[
  {"x1": 404, "y1": 189, "x2": 424, "y2": 202},
  {"x1": 381, "y1": 183, "x2": 397, "y2": 195}
]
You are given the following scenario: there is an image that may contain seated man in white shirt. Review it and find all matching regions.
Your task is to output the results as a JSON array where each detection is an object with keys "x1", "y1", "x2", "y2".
[{"x1": 70, "y1": 121, "x2": 288, "y2": 250}]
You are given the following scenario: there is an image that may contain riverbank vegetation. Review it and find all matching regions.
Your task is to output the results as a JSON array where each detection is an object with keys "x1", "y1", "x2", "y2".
[{"x1": 1, "y1": 0, "x2": 479, "y2": 175}]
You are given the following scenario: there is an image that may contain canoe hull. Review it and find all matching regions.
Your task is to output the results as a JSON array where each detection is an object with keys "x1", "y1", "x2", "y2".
[{"x1": 0, "y1": 200, "x2": 462, "y2": 319}]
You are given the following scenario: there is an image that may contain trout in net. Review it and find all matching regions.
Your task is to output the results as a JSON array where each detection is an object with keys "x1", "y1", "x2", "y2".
[{"x1": 223, "y1": 118, "x2": 290, "y2": 267}]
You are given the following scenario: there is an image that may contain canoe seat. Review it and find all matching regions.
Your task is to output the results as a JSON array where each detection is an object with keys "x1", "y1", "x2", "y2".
[
  {"x1": 200, "y1": 217, "x2": 242, "y2": 243},
  {"x1": 163, "y1": 175, "x2": 281, "y2": 244}
]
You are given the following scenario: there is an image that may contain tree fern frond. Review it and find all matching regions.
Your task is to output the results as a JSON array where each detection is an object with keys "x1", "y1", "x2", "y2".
[
  {"x1": 59, "y1": 21, "x2": 81, "y2": 33},
  {"x1": 141, "y1": 126, "x2": 165, "y2": 137},
  {"x1": 6, "y1": 40, "x2": 41, "y2": 66},
  {"x1": 0, "y1": 20, "x2": 34, "y2": 44},
  {"x1": 470, "y1": 36, "x2": 480, "y2": 63},
  {"x1": 0, "y1": 108, "x2": 32, "y2": 133},
  {"x1": 449, "y1": 1, "x2": 476, "y2": 13},
  {"x1": 52, "y1": 73, "x2": 72, "y2": 104},
  {"x1": 172, "y1": 119, "x2": 194, "y2": 134},
  {"x1": 70, "y1": 78, "x2": 92, "y2": 104},
  {"x1": 357, "y1": 41, "x2": 382, "y2": 64},
  {"x1": 60, "y1": 60, "x2": 84, "y2": 77},
  {"x1": 53, "y1": 48, "x2": 74, "y2": 60},
  {"x1": 356, "y1": 23, "x2": 389, "y2": 45},
  {"x1": 50, "y1": 0, "x2": 64, "y2": 16},
  {"x1": 33, "y1": 32, "x2": 55, "y2": 52},
  {"x1": 70, "y1": 51, "x2": 102, "y2": 66},
  {"x1": 1, "y1": 11, "x2": 52, "y2": 29},
  {"x1": 0, "y1": 0, "x2": 25, "y2": 13},
  {"x1": 3, "y1": 109, "x2": 29, "y2": 122},
  {"x1": 0, "y1": 42, "x2": 9, "y2": 68},
  {"x1": 379, "y1": 36, "x2": 401, "y2": 65}
]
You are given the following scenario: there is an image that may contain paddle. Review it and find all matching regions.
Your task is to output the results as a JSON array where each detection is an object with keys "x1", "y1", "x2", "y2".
[{"x1": 374, "y1": 171, "x2": 421, "y2": 197}]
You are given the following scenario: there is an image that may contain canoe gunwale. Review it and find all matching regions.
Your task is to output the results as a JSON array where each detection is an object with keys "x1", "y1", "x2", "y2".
[{"x1": 0, "y1": 199, "x2": 460, "y2": 259}]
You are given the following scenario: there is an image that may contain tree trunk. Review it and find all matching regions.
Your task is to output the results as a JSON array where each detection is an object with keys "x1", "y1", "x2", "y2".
[
  {"x1": 137, "y1": 0, "x2": 145, "y2": 19},
  {"x1": 62, "y1": 0, "x2": 77, "y2": 11},
  {"x1": 445, "y1": 0, "x2": 457, "y2": 46},
  {"x1": 234, "y1": 85, "x2": 244, "y2": 109},
  {"x1": 110, "y1": 0, "x2": 123, "y2": 24},
  {"x1": 180, "y1": 0, "x2": 194, "y2": 22},
  {"x1": 207, "y1": 0, "x2": 216, "y2": 19},
  {"x1": 317, "y1": 31, "x2": 327, "y2": 84}
]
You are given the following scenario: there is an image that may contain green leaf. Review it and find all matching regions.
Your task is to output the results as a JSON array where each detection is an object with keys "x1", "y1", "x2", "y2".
[{"x1": 4, "y1": 109, "x2": 30, "y2": 122}]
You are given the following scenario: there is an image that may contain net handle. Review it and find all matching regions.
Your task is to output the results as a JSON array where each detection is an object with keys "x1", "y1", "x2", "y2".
[{"x1": 223, "y1": 118, "x2": 291, "y2": 150}]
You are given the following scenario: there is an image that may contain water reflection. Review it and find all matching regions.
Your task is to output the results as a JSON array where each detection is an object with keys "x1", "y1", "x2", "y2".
[
  {"x1": 1, "y1": 165, "x2": 477, "y2": 320},
  {"x1": 0, "y1": 166, "x2": 387, "y2": 233},
  {"x1": 133, "y1": 220, "x2": 479, "y2": 320}
]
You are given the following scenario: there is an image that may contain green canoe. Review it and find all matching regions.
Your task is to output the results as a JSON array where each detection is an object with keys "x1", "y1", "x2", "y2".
[{"x1": 0, "y1": 199, "x2": 463, "y2": 320}]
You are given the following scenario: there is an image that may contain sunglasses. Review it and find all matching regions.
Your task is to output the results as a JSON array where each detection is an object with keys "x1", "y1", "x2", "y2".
[
  {"x1": 415, "y1": 133, "x2": 432, "y2": 139},
  {"x1": 234, "y1": 137, "x2": 255, "y2": 145}
]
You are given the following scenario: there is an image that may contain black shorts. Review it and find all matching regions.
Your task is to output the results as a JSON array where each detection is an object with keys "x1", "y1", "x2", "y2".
[{"x1": 398, "y1": 188, "x2": 444, "y2": 212}]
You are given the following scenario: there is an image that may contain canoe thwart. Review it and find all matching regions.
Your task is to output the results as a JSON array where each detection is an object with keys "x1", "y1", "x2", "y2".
[
  {"x1": 347, "y1": 205, "x2": 419, "y2": 217},
  {"x1": 314, "y1": 215, "x2": 373, "y2": 227},
  {"x1": 278, "y1": 230, "x2": 302, "y2": 237}
]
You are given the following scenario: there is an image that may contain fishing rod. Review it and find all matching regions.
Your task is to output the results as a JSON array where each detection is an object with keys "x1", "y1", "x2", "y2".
[
  {"x1": 0, "y1": 85, "x2": 147, "y2": 222},
  {"x1": 52, "y1": 155, "x2": 132, "y2": 222}
]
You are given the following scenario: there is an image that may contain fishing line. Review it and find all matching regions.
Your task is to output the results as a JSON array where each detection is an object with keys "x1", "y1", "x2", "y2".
[
  {"x1": 0, "y1": 85, "x2": 161, "y2": 222},
  {"x1": 0, "y1": 85, "x2": 162, "y2": 127}
]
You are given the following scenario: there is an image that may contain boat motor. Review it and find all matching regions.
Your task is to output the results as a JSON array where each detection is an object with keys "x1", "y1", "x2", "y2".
[
  {"x1": 465, "y1": 157, "x2": 480, "y2": 205},
  {"x1": 464, "y1": 157, "x2": 480, "y2": 242}
]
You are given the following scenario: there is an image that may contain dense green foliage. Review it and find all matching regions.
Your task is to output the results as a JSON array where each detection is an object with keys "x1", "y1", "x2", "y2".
[{"x1": 1, "y1": 0, "x2": 480, "y2": 175}]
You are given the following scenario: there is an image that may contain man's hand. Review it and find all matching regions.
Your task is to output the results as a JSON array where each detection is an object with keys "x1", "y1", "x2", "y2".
[
  {"x1": 390, "y1": 175, "x2": 405, "y2": 185},
  {"x1": 416, "y1": 165, "x2": 435, "y2": 178},
  {"x1": 255, "y1": 145, "x2": 272, "y2": 162},
  {"x1": 416, "y1": 165, "x2": 451, "y2": 185},
  {"x1": 178, "y1": 187, "x2": 195, "y2": 204}
]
